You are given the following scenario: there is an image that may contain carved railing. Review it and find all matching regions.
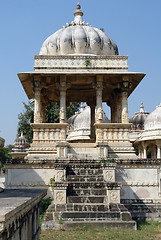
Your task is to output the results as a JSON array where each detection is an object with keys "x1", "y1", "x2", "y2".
[
  {"x1": 31, "y1": 123, "x2": 68, "y2": 143},
  {"x1": 94, "y1": 123, "x2": 132, "y2": 142}
]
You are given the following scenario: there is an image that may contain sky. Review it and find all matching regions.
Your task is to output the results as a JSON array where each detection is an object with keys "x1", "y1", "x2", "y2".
[{"x1": 0, "y1": 0, "x2": 161, "y2": 146}]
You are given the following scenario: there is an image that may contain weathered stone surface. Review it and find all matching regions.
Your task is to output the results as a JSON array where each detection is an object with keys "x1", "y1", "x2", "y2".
[{"x1": 0, "y1": 189, "x2": 47, "y2": 240}]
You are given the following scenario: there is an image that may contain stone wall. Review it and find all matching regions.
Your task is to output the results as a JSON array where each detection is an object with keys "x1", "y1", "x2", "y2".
[{"x1": 0, "y1": 189, "x2": 46, "y2": 240}]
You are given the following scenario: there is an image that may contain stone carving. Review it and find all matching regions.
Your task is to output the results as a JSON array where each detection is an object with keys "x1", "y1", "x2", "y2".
[
  {"x1": 34, "y1": 55, "x2": 128, "y2": 72},
  {"x1": 96, "y1": 107, "x2": 103, "y2": 123},
  {"x1": 104, "y1": 170, "x2": 115, "y2": 182},
  {"x1": 60, "y1": 107, "x2": 65, "y2": 123},
  {"x1": 109, "y1": 190, "x2": 119, "y2": 203},
  {"x1": 56, "y1": 171, "x2": 65, "y2": 182},
  {"x1": 56, "y1": 191, "x2": 65, "y2": 203}
]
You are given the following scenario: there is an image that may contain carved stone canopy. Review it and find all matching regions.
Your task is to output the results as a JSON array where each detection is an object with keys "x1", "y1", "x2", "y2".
[{"x1": 18, "y1": 72, "x2": 145, "y2": 106}]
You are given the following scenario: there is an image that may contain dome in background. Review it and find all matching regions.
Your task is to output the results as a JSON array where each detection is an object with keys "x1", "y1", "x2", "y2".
[
  {"x1": 129, "y1": 103, "x2": 149, "y2": 130},
  {"x1": 14, "y1": 132, "x2": 29, "y2": 149},
  {"x1": 68, "y1": 106, "x2": 109, "y2": 130},
  {"x1": 67, "y1": 105, "x2": 109, "y2": 141},
  {"x1": 39, "y1": 3, "x2": 118, "y2": 56},
  {"x1": 144, "y1": 103, "x2": 161, "y2": 131}
]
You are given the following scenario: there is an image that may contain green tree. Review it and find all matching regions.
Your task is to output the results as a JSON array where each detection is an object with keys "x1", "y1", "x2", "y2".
[
  {"x1": 17, "y1": 101, "x2": 34, "y2": 143},
  {"x1": 17, "y1": 101, "x2": 80, "y2": 143},
  {"x1": 0, "y1": 147, "x2": 12, "y2": 169}
]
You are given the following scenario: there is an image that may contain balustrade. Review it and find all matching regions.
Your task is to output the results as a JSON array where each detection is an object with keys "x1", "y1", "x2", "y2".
[
  {"x1": 31, "y1": 123, "x2": 68, "y2": 143},
  {"x1": 94, "y1": 123, "x2": 131, "y2": 142}
]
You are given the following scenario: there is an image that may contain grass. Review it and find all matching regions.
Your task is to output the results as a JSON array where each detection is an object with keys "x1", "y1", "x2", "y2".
[{"x1": 40, "y1": 221, "x2": 161, "y2": 240}]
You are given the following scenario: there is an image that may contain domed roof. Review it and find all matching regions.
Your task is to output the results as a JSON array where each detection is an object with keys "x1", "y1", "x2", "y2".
[
  {"x1": 129, "y1": 103, "x2": 149, "y2": 129},
  {"x1": 39, "y1": 3, "x2": 118, "y2": 56},
  {"x1": 14, "y1": 132, "x2": 29, "y2": 148},
  {"x1": 67, "y1": 105, "x2": 109, "y2": 141},
  {"x1": 144, "y1": 103, "x2": 161, "y2": 131},
  {"x1": 68, "y1": 105, "x2": 109, "y2": 130}
]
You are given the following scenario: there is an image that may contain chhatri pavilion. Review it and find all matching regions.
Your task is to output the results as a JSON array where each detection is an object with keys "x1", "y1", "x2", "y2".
[
  {"x1": 17, "y1": 3, "x2": 145, "y2": 161},
  {"x1": 5, "y1": 4, "x2": 161, "y2": 228}
]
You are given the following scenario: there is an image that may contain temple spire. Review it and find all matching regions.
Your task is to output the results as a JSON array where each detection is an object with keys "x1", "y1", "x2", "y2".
[{"x1": 74, "y1": 3, "x2": 84, "y2": 24}]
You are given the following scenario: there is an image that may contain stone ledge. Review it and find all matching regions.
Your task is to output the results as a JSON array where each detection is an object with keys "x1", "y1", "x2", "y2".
[{"x1": 0, "y1": 189, "x2": 46, "y2": 227}]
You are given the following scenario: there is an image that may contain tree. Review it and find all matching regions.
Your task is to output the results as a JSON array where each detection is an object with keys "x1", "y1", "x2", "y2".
[
  {"x1": 0, "y1": 147, "x2": 12, "y2": 169},
  {"x1": 17, "y1": 101, "x2": 80, "y2": 143},
  {"x1": 17, "y1": 101, "x2": 34, "y2": 143}
]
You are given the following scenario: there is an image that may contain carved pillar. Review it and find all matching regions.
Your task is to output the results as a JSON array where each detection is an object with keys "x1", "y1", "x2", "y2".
[
  {"x1": 156, "y1": 141, "x2": 161, "y2": 159},
  {"x1": 120, "y1": 80, "x2": 130, "y2": 123},
  {"x1": 34, "y1": 78, "x2": 42, "y2": 123},
  {"x1": 59, "y1": 76, "x2": 67, "y2": 123},
  {"x1": 96, "y1": 76, "x2": 103, "y2": 123},
  {"x1": 108, "y1": 92, "x2": 122, "y2": 123},
  {"x1": 142, "y1": 142, "x2": 147, "y2": 159}
]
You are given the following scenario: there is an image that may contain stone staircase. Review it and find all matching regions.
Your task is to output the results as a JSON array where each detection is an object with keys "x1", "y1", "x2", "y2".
[{"x1": 42, "y1": 160, "x2": 136, "y2": 229}]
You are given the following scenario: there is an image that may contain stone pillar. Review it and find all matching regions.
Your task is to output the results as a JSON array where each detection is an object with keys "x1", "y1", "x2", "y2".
[
  {"x1": 142, "y1": 142, "x2": 147, "y2": 159},
  {"x1": 59, "y1": 76, "x2": 67, "y2": 123},
  {"x1": 138, "y1": 145, "x2": 141, "y2": 158},
  {"x1": 150, "y1": 145, "x2": 155, "y2": 159},
  {"x1": 108, "y1": 92, "x2": 122, "y2": 123},
  {"x1": 90, "y1": 104, "x2": 96, "y2": 142},
  {"x1": 41, "y1": 104, "x2": 47, "y2": 123},
  {"x1": 96, "y1": 76, "x2": 103, "y2": 123},
  {"x1": 34, "y1": 78, "x2": 42, "y2": 123},
  {"x1": 156, "y1": 142, "x2": 161, "y2": 159},
  {"x1": 120, "y1": 80, "x2": 130, "y2": 123}
]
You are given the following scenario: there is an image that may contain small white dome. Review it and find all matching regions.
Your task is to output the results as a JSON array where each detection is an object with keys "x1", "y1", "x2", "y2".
[
  {"x1": 144, "y1": 103, "x2": 161, "y2": 131},
  {"x1": 39, "y1": 4, "x2": 118, "y2": 56}
]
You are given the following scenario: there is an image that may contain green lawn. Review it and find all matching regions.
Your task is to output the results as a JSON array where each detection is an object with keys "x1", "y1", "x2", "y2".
[{"x1": 40, "y1": 221, "x2": 161, "y2": 240}]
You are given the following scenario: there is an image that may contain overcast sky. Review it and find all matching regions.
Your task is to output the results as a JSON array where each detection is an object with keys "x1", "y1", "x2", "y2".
[{"x1": 0, "y1": 0, "x2": 161, "y2": 146}]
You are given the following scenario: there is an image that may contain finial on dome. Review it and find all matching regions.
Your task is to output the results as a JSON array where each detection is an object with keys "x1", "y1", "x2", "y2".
[
  {"x1": 20, "y1": 131, "x2": 23, "y2": 137},
  {"x1": 77, "y1": 2, "x2": 81, "y2": 9},
  {"x1": 74, "y1": 3, "x2": 84, "y2": 24},
  {"x1": 140, "y1": 102, "x2": 145, "y2": 113}
]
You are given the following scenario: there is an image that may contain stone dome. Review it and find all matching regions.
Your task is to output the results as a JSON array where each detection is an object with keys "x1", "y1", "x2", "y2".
[
  {"x1": 144, "y1": 103, "x2": 161, "y2": 131},
  {"x1": 68, "y1": 106, "x2": 109, "y2": 130},
  {"x1": 39, "y1": 3, "x2": 118, "y2": 56},
  {"x1": 14, "y1": 132, "x2": 29, "y2": 148},
  {"x1": 67, "y1": 105, "x2": 109, "y2": 141},
  {"x1": 129, "y1": 103, "x2": 149, "y2": 130}
]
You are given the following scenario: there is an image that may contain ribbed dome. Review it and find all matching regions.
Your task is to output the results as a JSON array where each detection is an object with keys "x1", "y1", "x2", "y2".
[
  {"x1": 144, "y1": 103, "x2": 161, "y2": 131},
  {"x1": 14, "y1": 132, "x2": 29, "y2": 148},
  {"x1": 129, "y1": 103, "x2": 149, "y2": 130},
  {"x1": 68, "y1": 106, "x2": 109, "y2": 130},
  {"x1": 39, "y1": 4, "x2": 118, "y2": 56}
]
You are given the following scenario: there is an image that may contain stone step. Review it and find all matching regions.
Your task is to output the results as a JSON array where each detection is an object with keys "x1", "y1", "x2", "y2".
[
  {"x1": 49, "y1": 203, "x2": 110, "y2": 212},
  {"x1": 67, "y1": 168, "x2": 103, "y2": 175},
  {"x1": 62, "y1": 220, "x2": 137, "y2": 230},
  {"x1": 66, "y1": 203, "x2": 109, "y2": 212},
  {"x1": 67, "y1": 175, "x2": 103, "y2": 182},
  {"x1": 67, "y1": 196, "x2": 107, "y2": 204},
  {"x1": 67, "y1": 188, "x2": 106, "y2": 196},
  {"x1": 68, "y1": 182, "x2": 119, "y2": 189},
  {"x1": 61, "y1": 211, "x2": 121, "y2": 220}
]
